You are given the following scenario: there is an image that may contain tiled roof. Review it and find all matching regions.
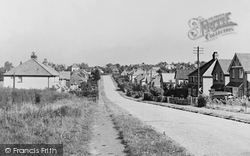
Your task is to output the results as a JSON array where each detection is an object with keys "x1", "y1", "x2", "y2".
[
  {"x1": 217, "y1": 59, "x2": 231, "y2": 74},
  {"x1": 235, "y1": 53, "x2": 250, "y2": 72},
  {"x1": 188, "y1": 59, "x2": 216, "y2": 77},
  {"x1": 133, "y1": 68, "x2": 145, "y2": 76},
  {"x1": 135, "y1": 73, "x2": 146, "y2": 82},
  {"x1": 4, "y1": 58, "x2": 59, "y2": 76},
  {"x1": 162, "y1": 73, "x2": 175, "y2": 82},
  {"x1": 59, "y1": 71, "x2": 71, "y2": 80},
  {"x1": 175, "y1": 69, "x2": 193, "y2": 80}
]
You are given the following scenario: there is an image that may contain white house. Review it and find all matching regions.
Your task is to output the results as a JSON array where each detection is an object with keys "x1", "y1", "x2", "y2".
[{"x1": 4, "y1": 53, "x2": 60, "y2": 89}]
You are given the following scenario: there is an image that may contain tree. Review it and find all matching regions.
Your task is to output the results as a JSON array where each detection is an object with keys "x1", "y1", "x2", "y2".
[{"x1": 4, "y1": 61, "x2": 14, "y2": 72}]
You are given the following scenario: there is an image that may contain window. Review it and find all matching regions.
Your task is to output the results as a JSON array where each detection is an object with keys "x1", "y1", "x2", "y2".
[
  {"x1": 220, "y1": 72, "x2": 223, "y2": 81},
  {"x1": 17, "y1": 77, "x2": 22, "y2": 83},
  {"x1": 195, "y1": 77, "x2": 198, "y2": 82},
  {"x1": 232, "y1": 69, "x2": 235, "y2": 78},
  {"x1": 215, "y1": 73, "x2": 218, "y2": 81},
  {"x1": 239, "y1": 69, "x2": 243, "y2": 79}
]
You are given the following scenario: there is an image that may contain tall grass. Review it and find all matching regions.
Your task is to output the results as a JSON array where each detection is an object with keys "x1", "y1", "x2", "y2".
[
  {"x1": 0, "y1": 88, "x2": 97, "y2": 155},
  {"x1": 0, "y1": 88, "x2": 72, "y2": 109}
]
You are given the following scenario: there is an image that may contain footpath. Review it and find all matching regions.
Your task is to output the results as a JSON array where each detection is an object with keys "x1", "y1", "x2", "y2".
[{"x1": 89, "y1": 81, "x2": 126, "y2": 156}]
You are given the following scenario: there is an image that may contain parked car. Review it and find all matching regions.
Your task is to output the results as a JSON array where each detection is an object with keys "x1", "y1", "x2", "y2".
[{"x1": 211, "y1": 91, "x2": 233, "y2": 100}]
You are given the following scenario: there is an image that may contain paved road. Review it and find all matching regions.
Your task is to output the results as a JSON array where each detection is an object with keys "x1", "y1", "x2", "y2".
[{"x1": 102, "y1": 75, "x2": 250, "y2": 156}]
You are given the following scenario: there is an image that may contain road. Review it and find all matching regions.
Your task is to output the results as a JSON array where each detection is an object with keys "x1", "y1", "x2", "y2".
[{"x1": 102, "y1": 75, "x2": 250, "y2": 156}]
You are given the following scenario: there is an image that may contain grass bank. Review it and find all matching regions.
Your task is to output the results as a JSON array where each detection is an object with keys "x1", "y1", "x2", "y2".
[
  {"x1": 0, "y1": 95, "x2": 97, "y2": 155},
  {"x1": 101, "y1": 91, "x2": 191, "y2": 156}
]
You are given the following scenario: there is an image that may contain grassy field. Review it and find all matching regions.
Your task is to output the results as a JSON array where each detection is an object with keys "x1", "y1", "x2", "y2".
[
  {"x1": 101, "y1": 91, "x2": 191, "y2": 156},
  {"x1": 0, "y1": 88, "x2": 97, "y2": 155}
]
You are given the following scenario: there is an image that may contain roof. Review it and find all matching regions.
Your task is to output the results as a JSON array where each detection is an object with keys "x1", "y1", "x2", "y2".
[
  {"x1": 188, "y1": 59, "x2": 216, "y2": 77},
  {"x1": 70, "y1": 72, "x2": 87, "y2": 85},
  {"x1": 235, "y1": 53, "x2": 250, "y2": 72},
  {"x1": 217, "y1": 59, "x2": 231, "y2": 74},
  {"x1": 175, "y1": 69, "x2": 193, "y2": 80},
  {"x1": 226, "y1": 81, "x2": 243, "y2": 88},
  {"x1": 162, "y1": 73, "x2": 175, "y2": 82},
  {"x1": 210, "y1": 84, "x2": 224, "y2": 90},
  {"x1": 121, "y1": 70, "x2": 128, "y2": 76},
  {"x1": 133, "y1": 68, "x2": 145, "y2": 76},
  {"x1": 59, "y1": 71, "x2": 71, "y2": 80},
  {"x1": 4, "y1": 58, "x2": 59, "y2": 76},
  {"x1": 211, "y1": 59, "x2": 231, "y2": 75},
  {"x1": 135, "y1": 73, "x2": 146, "y2": 82}
]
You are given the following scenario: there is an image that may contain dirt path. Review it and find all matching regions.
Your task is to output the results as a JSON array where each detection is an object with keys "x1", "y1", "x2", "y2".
[{"x1": 89, "y1": 82, "x2": 126, "y2": 156}]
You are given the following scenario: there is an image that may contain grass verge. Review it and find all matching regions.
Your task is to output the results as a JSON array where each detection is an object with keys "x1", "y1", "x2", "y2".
[
  {"x1": 101, "y1": 91, "x2": 191, "y2": 156},
  {"x1": 0, "y1": 97, "x2": 97, "y2": 156}
]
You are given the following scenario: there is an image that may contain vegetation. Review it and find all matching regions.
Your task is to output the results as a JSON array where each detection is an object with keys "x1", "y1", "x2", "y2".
[
  {"x1": 102, "y1": 94, "x2": 191, "y2": 156},
  {"x1": 0, "y1": 88, "x2": 97, "y2": 155}
]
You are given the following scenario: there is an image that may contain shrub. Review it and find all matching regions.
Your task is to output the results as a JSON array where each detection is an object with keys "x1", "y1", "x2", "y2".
[
  {"x1": 197, "y1": 94, "x2": 207, "y2": 107},
  {"x1": 143, "y1": 92, "x2": 153, "y2": 101}
]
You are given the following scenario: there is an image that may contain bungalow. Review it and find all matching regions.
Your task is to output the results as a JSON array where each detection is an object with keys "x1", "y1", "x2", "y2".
[
  {"x1": 211, "y1": 59, "x2": 231, "y2": 92},
  {"x1": 3, "y1": 53, "x2": 59, "y2": 89},
  {"x1": 188, "y1": 52, "x2": 218, "y2": 96},
  {"x1": 226, "y1": 53, "x2": 250, "y2": 97}
]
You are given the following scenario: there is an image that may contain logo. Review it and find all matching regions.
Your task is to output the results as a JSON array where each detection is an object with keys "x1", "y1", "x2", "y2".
[
  {"x1": 188, "y1": 12, "x2": 237, "y2": 41},
  {"x1": 5, "y1": 148, "x2": 11, "y2": 153}
]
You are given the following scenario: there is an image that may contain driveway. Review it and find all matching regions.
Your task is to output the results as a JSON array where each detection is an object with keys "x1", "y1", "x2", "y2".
[{"x1": 102, "y1": 75, "x2": 250, "y2": 156}]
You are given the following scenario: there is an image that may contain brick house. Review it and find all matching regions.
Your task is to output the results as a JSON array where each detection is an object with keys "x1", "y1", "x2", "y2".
[
  {"x1": 211, "y1": 59, "x2": 231, "y2": 92},
  {"x1": 226, "y1": 53, "x2": 250, "y2": 97},
  {"x1": 187, "y1": 52, "x2": 218, "y2": 96}
]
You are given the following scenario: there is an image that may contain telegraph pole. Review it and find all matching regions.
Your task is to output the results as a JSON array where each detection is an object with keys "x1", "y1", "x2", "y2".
[{"x1": 193, "y1": 46, "x2": 203, "y2": 96}]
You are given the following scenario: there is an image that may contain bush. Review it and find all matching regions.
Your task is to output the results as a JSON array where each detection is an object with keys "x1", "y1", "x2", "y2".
[
  {"x1": 197, "y1": 94, "x2": 207, "y2": 107},
  {"x1": 143, "y1": 92, "x2": 153, "y2": 101}
]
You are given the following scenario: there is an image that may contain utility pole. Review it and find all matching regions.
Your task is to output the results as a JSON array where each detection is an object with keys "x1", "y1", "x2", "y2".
[{"x1": 193, "y1": 46, "x2": 203, "y2": 96}]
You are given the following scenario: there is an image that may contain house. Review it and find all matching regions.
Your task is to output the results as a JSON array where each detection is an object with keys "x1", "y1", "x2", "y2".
[
  {"x1": 121, "y1": 70, "x2": 128, "y2": 76},
  {"x1": 175, "y1": 69, "x2": 192, "y2": 85},
  {"x1": 162, "y1": 73, "x2": 176, "y2": 87},
  {"x1": 3, "y1": 53, "x2": 59, "y2": 89},
  {"x1": 134, "y1": 73, "x2": 147, "y2": 86},
  {"x1": 59, "y1": 71, "x2": 71, "y2": 88},
  {"x1": 188, "y1": 52, "x2": 219, "y2": 96},
  {"x1": 211, "y1": 59, "x2": 231, "y2": 92},
  {"x1": 70, "y1": 70, "x2": 89, "y2": 89},
  {"x1": 130, "y1": 68, "x2": 145, "y2": 83},
  {"x1": 150, "y1": 74, "x2": 163, "y2": 88},
  {"x1": 226, "y1": 53, "x2": 250, "y2": 97},
  {"x1": 71, "y1": 64, "x2": 80, "y2": 72}
]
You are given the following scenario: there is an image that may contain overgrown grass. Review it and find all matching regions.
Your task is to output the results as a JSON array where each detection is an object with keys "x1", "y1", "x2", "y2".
[
  {"x1": 0, "y1": 96, "x2": 97, "y2": 155},
  {"x1": 101, "y1": 92, "x2": 191, "y2": 156},
  {"x1": 0, "y1": 88, "x2": 72, "y2": 109}
]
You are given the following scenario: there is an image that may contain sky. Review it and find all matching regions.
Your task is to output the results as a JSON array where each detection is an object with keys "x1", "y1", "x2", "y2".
[{"x1": 0, "y1": 0, "x2": 250, "y2": 67}]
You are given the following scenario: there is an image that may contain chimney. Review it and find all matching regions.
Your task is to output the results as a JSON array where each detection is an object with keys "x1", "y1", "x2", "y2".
[
  {"x1": 43, "y1": 59, "x2": 48, "y2": 66},
  {"x1": 213, "y1": 52, "x2": 219, "y2": 60},
  {"x1": 31, "y1": 52, "x2": 37, "y2": 59}
]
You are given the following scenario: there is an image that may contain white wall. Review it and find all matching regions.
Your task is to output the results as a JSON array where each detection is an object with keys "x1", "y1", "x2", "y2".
[
  {"x1": 203, "y1": 77, "x2": 213, "y2": 96},
  {"x1": 4, "y1": 76, "x2": 59, "y2": 89},
  {"x1": 225, "y1": 76, "x2": 230, "y2": 86}
]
